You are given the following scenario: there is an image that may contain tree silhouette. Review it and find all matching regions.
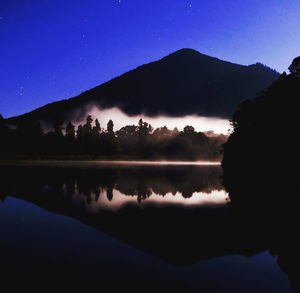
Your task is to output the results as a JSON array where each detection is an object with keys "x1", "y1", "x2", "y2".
[
  {"x1": 77, "y1": 125, "x2": 83, "y2": 140},
  {"x1": 222, "y1": 57, "x2": 300, "y2": 204},
  {"x1": 53, "y1": 116, "x2": 63, "y2": 137},
  {"x1": 288, "y1": 57, "x2": 300, "y2": 76},
  {"x1": 138, "y1": 118, "x2": 153, "y2": 139},
  {"x1": 0, "y1": 114, "x2": 9, "y2": 154},
  {"x1": 183, "y1": 125, "x2": 195, "y2": 135},
  {"x1": 0, "y1": 114, "x2": 5, "y2": 135},
  {"x1": 107, "y1": 119, "x2": 114, "y2": 135},
  {"x1": 93, "y1": 119, "x2": 101, "y2": 135},
  {"x1": 82, "y1": 115, "x2": 93, "y2": 137},
  {"x1": 65, "y1": 122, "x2": 75, "y2": 140},
  {"x1": 17, "y1": 119, "x2": 43, "y2": 138},
  {"x1": 0, "y1": 114, "x2": 226, "y2": 160}
]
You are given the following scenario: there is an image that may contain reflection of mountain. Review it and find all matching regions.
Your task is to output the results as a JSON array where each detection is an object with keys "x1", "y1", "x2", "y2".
[
  {"x1": 5, "y1": 49, "x2": 279, "y2": 127},
  {"x1": 0, "y1": 163, "x2": 298, "y2": 291},
  {"x1": 0, "y1": 164, "x2": 253, "y2": 266}
]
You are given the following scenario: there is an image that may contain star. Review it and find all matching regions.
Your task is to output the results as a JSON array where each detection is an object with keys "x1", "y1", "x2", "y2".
[
  {"x1": 187, "y1": 3, "x2": 193, "y2": 13},
  {"x1": 19, "y1": 86, "x2": 24, "y2": 96}
]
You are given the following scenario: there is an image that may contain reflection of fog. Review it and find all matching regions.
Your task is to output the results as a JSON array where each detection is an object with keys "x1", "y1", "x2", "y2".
[
  {"x1": 65, "y1": 188, "x2": 228, "y2": 212},
  {"x1": 1, "y1": 163, "x2": 299, "y2": 290},
  {"x1": 0, "y1": 164, "x2": 226, "y2": 211}
]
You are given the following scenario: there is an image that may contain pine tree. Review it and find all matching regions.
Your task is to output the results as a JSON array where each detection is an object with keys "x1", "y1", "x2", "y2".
[
  {"x1": 93, "y1": 119, "x2": 101, "y2": 134},
  {"x1": 107, "y1": 119, "x2": 114, "y2": 135},
  {"x1": 77, "y1": 125, "x2": 83, "y2": 140},
  {"x1": 65, "y1": 122, "x2": 75, "y2": 140},
  {"x1": 82, "y1": 115, "x2": 93, "y2": 136}
]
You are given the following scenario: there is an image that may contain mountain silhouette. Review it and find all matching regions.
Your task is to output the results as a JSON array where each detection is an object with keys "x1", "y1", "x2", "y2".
[{"x1": 6, "y1": 48, "x2": 279, "y2": 126}]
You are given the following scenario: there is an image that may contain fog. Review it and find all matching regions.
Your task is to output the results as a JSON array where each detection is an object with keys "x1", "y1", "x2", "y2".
[{"x1": 85, "y1": 107, "x2": 231, "y2": 134}]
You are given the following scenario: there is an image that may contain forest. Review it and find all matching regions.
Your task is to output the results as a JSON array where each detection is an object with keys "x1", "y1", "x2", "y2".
[{"x1": 0, "y1": 114, "x2": 227, "y2": 161}]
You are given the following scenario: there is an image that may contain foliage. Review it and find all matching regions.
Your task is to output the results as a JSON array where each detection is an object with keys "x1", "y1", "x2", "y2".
[
  {"x1": 222, "y1": 57, "x2": 300, "y2": 204},
  {"x1": 0, "y1": 115, "x2": 227, "y2": 161}
]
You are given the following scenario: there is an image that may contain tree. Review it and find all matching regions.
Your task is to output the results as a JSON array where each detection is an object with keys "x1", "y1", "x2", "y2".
[
  {"x1": 138, "y1": 118, "x2": 143, "y2": 129},
  {"x1": 116, "y1": 125, "x2": 139, "y2": 139},
  {"x1": 18, "y1": 119, "x2": 43, "y2": 138},
  {"x1": 138, "y1": 118, "x2": 152, "y2": 138},
  {"x1": 288, "y1": 57, "x2": 300, "y2": 76},
  {"x1": 87, "y1": 115, "x2": 93, "y2": 124},
  {"x1": 77, "y1": 125, "x2": 83, "y2": 140},
  {"x1": 53, "y1": 117, "x2": 63, "y2": 137},
  {"x1": 183, "y1": 125, "x2": 195, "y2": 135},
  {"x1": 82, "y1": 115, "x2": 93, "y2": 136},
  {"x1": 93, "y1": 119, "x2": 101, "y2": 135},
  {"x1": 65, "y1": 122, "x2": 75, "y2": 140},
  {"x1": 0, "y1": 113, "x2": 7, "y2": 154},
  {"x1": 107, "y1": 119, "x2": 114, "y2": 135},
  {"x1": 0, "y1": 114, "x2": 4, "y2": 132},
  {"x1": 103, "y1": 119, "x2": 120, "y2": 155},
  {"x1": 14, "y1": 118, "x2": 44, "y2": 154}
]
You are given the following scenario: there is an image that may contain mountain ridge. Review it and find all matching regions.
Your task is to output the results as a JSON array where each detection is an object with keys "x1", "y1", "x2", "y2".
[{"x1": 6, "y1": 48, "x2": 280, "y2": 126}]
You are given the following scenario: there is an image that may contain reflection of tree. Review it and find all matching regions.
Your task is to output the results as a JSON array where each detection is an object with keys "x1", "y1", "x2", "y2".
[
  {"x1": 115, "y1": 166, "x2": 223, "y2": 201},
  {"x1": 107, "y1": 187, "x2": 113, "y2": 201},
  {"x1": 1, "y1": 162, "x2": 300, "y2": 290},
  {"x1": 0, "y1": 165, "x2": 223, "y2": 205}
]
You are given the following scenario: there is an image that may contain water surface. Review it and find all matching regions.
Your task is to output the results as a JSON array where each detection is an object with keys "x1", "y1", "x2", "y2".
[{"x1": 0, "y1": 161, "x2": 292, "y2": 292}]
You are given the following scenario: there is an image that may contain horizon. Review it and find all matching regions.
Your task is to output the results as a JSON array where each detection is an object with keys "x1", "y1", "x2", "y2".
[{"x1": 1, "y1": 0, "x2": 299, "y2": 118}]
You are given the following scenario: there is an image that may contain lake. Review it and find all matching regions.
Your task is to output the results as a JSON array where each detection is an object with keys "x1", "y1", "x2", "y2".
[{"x1": 0, "y1": 161, "x2": 293, "y2": 292}]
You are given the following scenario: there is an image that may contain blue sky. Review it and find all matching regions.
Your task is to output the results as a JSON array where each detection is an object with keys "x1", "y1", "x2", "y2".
[{"x1": 0, "y1": 0, "x2": 299, "y2": 118}]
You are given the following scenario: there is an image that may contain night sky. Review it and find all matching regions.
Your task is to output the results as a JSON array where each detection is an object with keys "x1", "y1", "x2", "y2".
[{"x1": 1, "y1": 0, "x2": 299, "y2": 118}]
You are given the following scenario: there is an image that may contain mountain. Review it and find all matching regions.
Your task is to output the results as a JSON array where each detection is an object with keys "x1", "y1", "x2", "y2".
[{"x1": 6, "y1": 49, "x2": 279, "y2": 126}]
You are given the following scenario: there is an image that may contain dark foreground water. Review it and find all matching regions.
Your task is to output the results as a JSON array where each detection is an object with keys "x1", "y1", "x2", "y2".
[{"x1": 0, "y1": 161, "x2": 292, "y2": 292}]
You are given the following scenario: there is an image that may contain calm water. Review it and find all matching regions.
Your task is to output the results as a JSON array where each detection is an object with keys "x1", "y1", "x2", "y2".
[{"x1": 0, "y1": 161, "x2": 292, "y2": 292}]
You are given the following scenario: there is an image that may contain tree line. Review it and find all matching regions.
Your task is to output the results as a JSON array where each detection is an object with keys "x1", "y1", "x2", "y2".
[{"x1": 0, "y1": 114, "x2": 227, "y2": 161}]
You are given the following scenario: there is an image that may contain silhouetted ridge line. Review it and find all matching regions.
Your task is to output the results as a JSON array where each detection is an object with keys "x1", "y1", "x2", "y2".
[{"x1": 5, "y1": 49, "x2": 279, "y2": 126}]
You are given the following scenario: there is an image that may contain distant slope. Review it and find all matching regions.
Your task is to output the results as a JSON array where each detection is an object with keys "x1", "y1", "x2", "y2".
[{"x1": 6, "y1": 49, "x2": 279, "y2": 126}]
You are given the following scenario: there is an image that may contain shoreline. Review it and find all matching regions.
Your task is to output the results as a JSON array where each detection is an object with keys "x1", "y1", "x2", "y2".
[{"x1": 0, "y1": 159, "x2": 221, "y2": 167}]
